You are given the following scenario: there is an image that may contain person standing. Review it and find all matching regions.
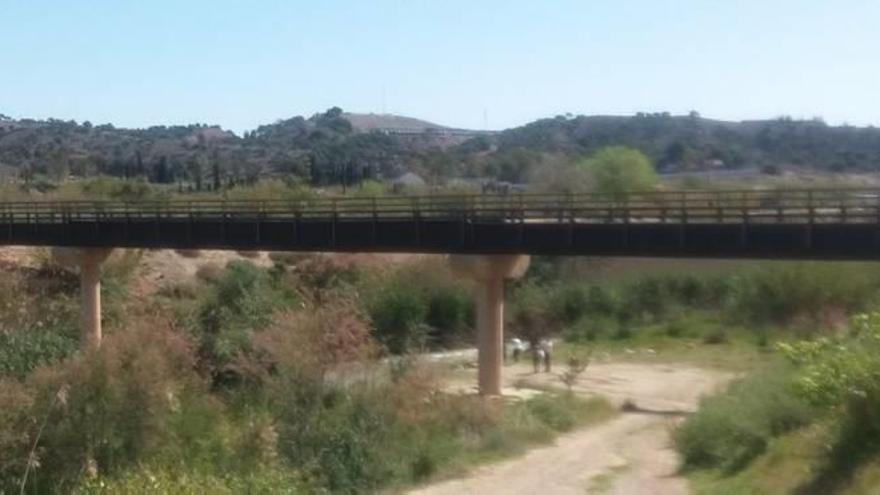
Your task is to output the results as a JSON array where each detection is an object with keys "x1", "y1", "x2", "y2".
[
  {"x1": 540, "y1": 339, "x2": 554, "y2": 372},
  {"x1": 533, "y1": 344, "x2": 545, "y2": 373},
  {"x1": 510, "y1": 337, "x2": 525, "y2": 363}
]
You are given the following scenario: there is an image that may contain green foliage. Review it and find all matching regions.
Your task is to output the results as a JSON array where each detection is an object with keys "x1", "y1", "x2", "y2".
[
  {"x1": 563, "y1": 316, "x2": 617, "y2": 343},
  {"x1": 508, "y1": 282, "x2": 558, "y2": 344},
  {"x1": 425, "y1": 286, "x2": 472, "y2": 345},
  {"x1": 676, "y1": 363, "x2": 814, "y2": 473},
  {"x1": 263, "y1": 338, "x2": 612, "y2": 494},
  {"x1": 780, "y1": 313, "x2": 880, "y2": 459},
  {"x1": 365, "y1": 261, "x2": 473, "y2": 352},
  {"x1": 731, "y1": 263, "x2": 880, "y2": 326},
  {"x1": 662, "y1": 313, "x2": 688, "y2": 338},
  {"x1": 618, "y1": 277, "x2": 670, "y2": 322},
  {"x1": 551, "y1": 263, "x2": 880, "y2": 346},
  {"x1": 196, "y1": 261, "x2": 296, "y2": 372},
  {"x1": 702, "y1": 328, "x2": 729, "y2": 345},
  {"x1": 0, "y1": 323, "x2": 235, "y2": 493},
  {"x1": 73, "y1": 466, "x2": 309, "y2": 494},
  {"x1": 0, "y1": 327, "x2": 78, "y2": 378},
  {"x1": 584, "y1": 285, "x2": 618, "y2": 316},
  {"x1": 275, "y1": 387, "x2": 405, "y2": 493},
  {"x1": 7, "y1": 111, "x2": 880, "y2": 191},
  {"x1": 368, "y1": 282, "x2": 428, "y2": 354},
  {"x1": 578, "y1": 146, "x2": 657, "y2": 197},
  {"x1": 354, "y1": 179, "x2": 388, "y2": 196},
  {"x1": 551, "y1": 285, "x2": 588, "y2": 324},
  {"x1": 518, "y1": 393, "x2": 608, "y2": 433},
  {"x1": 78, "y1": 177, "x2": 161, "y2": 201}
]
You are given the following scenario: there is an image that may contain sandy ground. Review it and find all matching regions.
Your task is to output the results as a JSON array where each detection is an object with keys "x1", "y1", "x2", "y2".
[{"x1": 411, "y1": 360, "x2": 733, "y2": 495}]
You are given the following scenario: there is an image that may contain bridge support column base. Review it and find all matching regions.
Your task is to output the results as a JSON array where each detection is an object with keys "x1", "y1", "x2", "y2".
[
  {"x1": 52, "y1": 248, "x2": 113, "y2": 349},
  {"x1": 450, "y1": 255, "x2": 530, "y2": 396}
]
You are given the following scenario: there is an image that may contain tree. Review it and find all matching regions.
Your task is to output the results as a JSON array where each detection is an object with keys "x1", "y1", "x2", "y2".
[
  {"x1": 578, "y1": 146, "x2": 657, "y2": 198},
  {"x1": 153, "y1": 156, "x2": 172, "y2": 184},
  {"x1": 508, "y1": 282, "x2": 556, "y2": 347},
  {"x1": 211, "y1": 151, "x2": 222, "y2": 191},
  {"x1": 662, "y1": 141, "x2": 689, "y2": 168},
  {"x1": 186, "y1": 155, "x2": 204, "y2": 191}
]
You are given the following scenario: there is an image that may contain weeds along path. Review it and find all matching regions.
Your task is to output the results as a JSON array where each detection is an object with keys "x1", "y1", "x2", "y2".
[{"x1": 411, "y1": 361, "x2": 733, "y2": 495}]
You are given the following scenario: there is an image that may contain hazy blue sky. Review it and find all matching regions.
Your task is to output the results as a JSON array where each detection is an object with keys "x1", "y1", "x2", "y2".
[{"x1": 2, "y1": 0, "x2": 878, "y2": 133}]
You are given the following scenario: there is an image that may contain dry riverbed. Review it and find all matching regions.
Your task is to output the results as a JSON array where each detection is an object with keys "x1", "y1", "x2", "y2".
[{"x1": 411, "y1": 360, "x2": 733, "y2": 495}]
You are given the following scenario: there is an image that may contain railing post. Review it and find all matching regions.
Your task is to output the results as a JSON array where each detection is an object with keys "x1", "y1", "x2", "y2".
[
  {"x1": 331, "y1": 197, "x2": 338, "y2": 247},
  {"x1": 413, "y1": 196, "x2": 421, "y2": 245},
  {"x1": 777, "y1": 190, "x2": 784, "y2": 223},
  {"x1": 255, "y1": 201, "x2": 264, "y2": 244},
  {"x1": 807, "y1": 190, "x2": 815, "y2": 224},
  {"x1": 518, "y1": 193, "x2": 525, "y2": 224},
  {"x1": 371, "y1": 196, "x2": 378, "y2": 245},
  {"x1": 680, "y1": 192, "x2": 687, "y2": 225}
]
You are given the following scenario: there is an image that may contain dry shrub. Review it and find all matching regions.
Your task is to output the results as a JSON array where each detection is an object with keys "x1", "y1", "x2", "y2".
[
  {"x1": 236, "y1": 250, "x2": 262, "y2": 259},
  {"x1": 246, "y1": 300, "x2": 377, "y2": 380},
  {"x1": 175, "y1": 249, "x2": 201, "y2": 258},
  {"x1": 3, "y1": 316, "x2": 214, "y2": 491},
  {"x1": 0, "y1": 379, "x2": 36, "y2": 485},
  {"x1": 295, "y1": 256, "x2": 360, "y2": 296},
  {"x1": 430, "y1": 393, "x2": 504, "y2": 435},
  {"x1": 267, "y1": 252, "x2": 311, "y2": 266},
  {"x1": 104, "y1": 249, "x2": 144, "y2": 277},
  {"x1": 157, "y1": 281, "x2": 200, "y2": 300},
  {"x1": 196, "y1": 263, "x2": 225, "y2": 283},
  {"x1": 385, "y1": 359, "x2": 446, "y2": 424}
]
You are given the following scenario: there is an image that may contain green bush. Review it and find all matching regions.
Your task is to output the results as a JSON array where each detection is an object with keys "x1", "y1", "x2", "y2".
[
  {"x1": 368, "y1": 283, "x2": 428, "y2": 354},
  {"x1": 508, "y1": 282, "x2": 557, "y2": 345},
  {"x1": 197, "y1": 261, "x2": 296, "y2": 371},
  {"x1": 731, "y1": 263, "x2": 880, "y2": 326},
  {"x1": 663, "y1": 313, "x2": 689, "y2": 338},
  {"x1": 78, "y1": 177, "x2": 162, "y2": 201},
  {"x1": 276, "y1": 387, "x2": 404, "y2": 493},
  {"x1": 619, "y1": 277, "x2": 670, "y2": 322},
  {"x1": 779, "y1": 313, "x2": 880, "y2": 464},
  {"x1": 425, "y1": 286, "x2": 472, "y2": 346},
  {"x1": 702, "y1": 328, "x2": 728, "y2": 345},
  {"x1": 73, "y1": 465, "x2": 308, "y2": 494},
  {"x1": 584, "y1": 285, "x2": 618, "y2": 316},
  {"x1": 0, "y1": 322, "x2": 238, "y2": 493},
  {"x1": 676, "y1": 363, "x2": 813, "y2": 473},
  {"x1": 0, "y1": 327, "x2": 78, "y2": 378},
  {"x1": 520, "y1": 393, "x2": 586, "y2": 432},
  {"x1": 552, "y1": 285, "x2": 588, "y2": 324},
  {"x1": 563, "y1": 316, "x2": 616, "y2": 342}
]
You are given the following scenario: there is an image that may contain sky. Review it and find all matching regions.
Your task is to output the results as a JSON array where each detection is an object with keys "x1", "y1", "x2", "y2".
[{"x1": 1, "y1": 0, "x2": 878, "y2": 134}]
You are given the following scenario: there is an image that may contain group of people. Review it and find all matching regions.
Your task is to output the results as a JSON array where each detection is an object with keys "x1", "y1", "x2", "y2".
[{"x1": 507, "y1": 337, "x2": 553, "y2": 373}]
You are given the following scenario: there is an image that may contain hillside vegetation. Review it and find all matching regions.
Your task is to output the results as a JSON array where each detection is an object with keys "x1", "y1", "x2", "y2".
[{"x1": 2, "y1": 108, "x2": 879, "y2": 193}]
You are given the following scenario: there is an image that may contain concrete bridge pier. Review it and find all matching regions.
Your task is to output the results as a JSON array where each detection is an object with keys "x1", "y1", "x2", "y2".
[
  {"x1": 450, "y1": 255, "x2": 530, "y2": 396},
  {"x1": 52, "y1": 248, "x2": 113, "y2": 348}
]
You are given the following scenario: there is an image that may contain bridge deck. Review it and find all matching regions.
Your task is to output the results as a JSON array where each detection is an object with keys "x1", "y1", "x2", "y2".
[{"x1": 1, "y1": 189, "x2": 879, "y2": 259}]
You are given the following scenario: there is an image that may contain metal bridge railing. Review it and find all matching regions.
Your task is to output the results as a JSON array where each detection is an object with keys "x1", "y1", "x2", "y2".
[{"x1": 0, "y1": 189, "x2": 878, "y2": 225}]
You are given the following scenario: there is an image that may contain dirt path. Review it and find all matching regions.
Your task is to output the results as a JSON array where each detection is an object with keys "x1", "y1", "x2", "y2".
[{"x1": 410, "y1": 361, "x2": 732, "y2": 495}]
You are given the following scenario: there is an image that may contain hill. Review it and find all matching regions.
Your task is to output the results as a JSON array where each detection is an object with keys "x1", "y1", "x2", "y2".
[
  {"x1": 0, "y1": 108, "x2": 878, "y2": 189},
  {"x1": 343, "y1": 112, "x2": 448, "y2": 133},
  {"x1": 492, "y1": 113, "x2": 880, "y2": 173}
]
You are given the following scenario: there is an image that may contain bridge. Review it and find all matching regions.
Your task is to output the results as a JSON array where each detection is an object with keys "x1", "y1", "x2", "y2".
[
  {"x1": 4, "y1": 189, "x2": 880, "y2": 258},
  {"x1": 5, "y1": 188, "x2": 880, "y2": 395}
]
